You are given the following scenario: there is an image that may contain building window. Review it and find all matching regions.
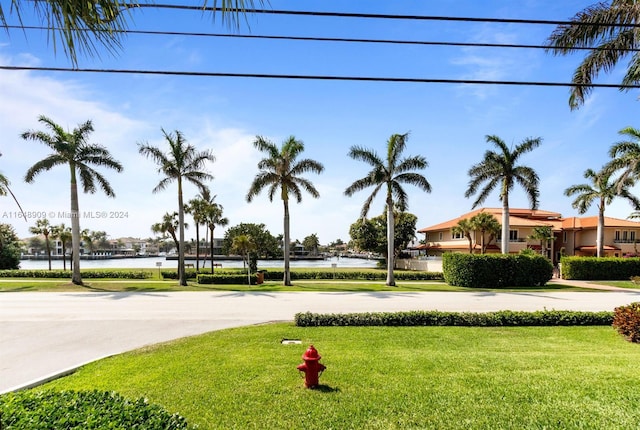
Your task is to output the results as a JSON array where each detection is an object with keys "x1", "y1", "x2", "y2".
[
  {"x1": 632, "y1": 231, "x2": 637, "y2": 242},
  {"x1": 509, "y1": 230, "x2": 518, "y2": 241},
  {"x1": 451, "y1": 230, "x2": 464, "y2": 240},
  {"x1": 563, "y1": 231, "x2": 567, "y2": 243},
  {"x1": 615, "y1": 230, "x2": 621, "y2": 241},
  {"x1": 438, "y1": 232, "x2": 443, "y2": 241},
  {"x1": 623, "y1": 230, "x2": 629, "y2": 241}
]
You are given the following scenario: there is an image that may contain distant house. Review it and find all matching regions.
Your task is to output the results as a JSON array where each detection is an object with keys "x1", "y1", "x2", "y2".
[{"x1": 417, "y1": 207, "x2": 640, "y2": 263}]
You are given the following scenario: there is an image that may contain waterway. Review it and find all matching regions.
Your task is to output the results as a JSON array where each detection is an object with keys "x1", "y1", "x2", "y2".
[{"x1": 18, "y1": 256, "x2": 379, "y2": 270}]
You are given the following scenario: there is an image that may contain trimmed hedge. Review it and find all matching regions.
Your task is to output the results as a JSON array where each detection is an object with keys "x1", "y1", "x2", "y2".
[
  {"x1": 294, "y1": 310, "x2": 614, "y2": 327},
  {"x1": 561, "y1": 256, "x2": 640, "y2": 280},
  {"x1": 613, "y1": 302, "x2": 640, "y2": 343},
  {"x1": 260, "y1": 270, "x2": 444, "y2": 281},
  {"x1": 0, "y1": 390, "x2": 189, "y2": 429},
  {"x1": 197, "y1": 273, "x2": 256, "y2": 285},
  {"x1": 0, "y1": 270, "x2": 151, "y2": 279},
  {"x1": 443, "y1": 253, "x2": 553, "y2": 288}
]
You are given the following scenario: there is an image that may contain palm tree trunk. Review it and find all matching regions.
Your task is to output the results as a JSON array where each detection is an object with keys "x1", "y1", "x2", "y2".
[
  {"x1": 597, "y1": 201, "x2": 605, "y2": 258},
  {"x1": 195, "y1": 224, "x2": 200, "y2": 272},
  {"x1": 45, "y1": 234, "x2": 52, "y2": 271},
  {"x1": 210, "y1": 225, "x2": 215, "y2": 274},
  {"x1": 62, "y1": 241, "x2": 67, "y2": 271},
  {"x1": 178, "y1": 178, "x2": 187, "y2": 286},
  {"x1": 69, "y1": 165, "x2": 82, "y2": 285},
  {"x1": 386, "y1": 196, "x2": 396, "y2": 287},
  {"x1": 501, "y1": 196, "x2": 510, "y2": 254},
  {"x1": 283, "y1": 199, "x2": 292, "y2": 286}
]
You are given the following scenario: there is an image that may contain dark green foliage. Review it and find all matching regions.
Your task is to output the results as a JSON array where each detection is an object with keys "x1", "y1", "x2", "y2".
[
  {"x1": 348, "y1": 212, "x2": 418, "y2": 257},
  {"x1": 261, "y1": 270, "x2": 443, "y2": 281},
  {"x1": 0, "y1": 390, "x2": 189, "y2": 429},
  {"x1": 197, "y1": 274, "x2": 256, "y2": 285},
  {"x1": 0, "y1": 270, "x2": 150, "y2": 279},
  {"x1": 0, "y1": 224, "x2": 21, "y2": 270},
  {"x1": 443, "y1": 253, "x2": 553, "y2": 288},
  {"x1": 561, "y1": 256, "x2": 640, "y2": 280},
  {"x1": 295, "y1": 310, "x2": 613, "y2": 327},
  {"x1": 222, "y1": 223, "x2": 280, "y2": 258},
  {"x1": 161, "y1": 269, "x2": 198, "y2": 280},
  {"x1": 613, "y1": 302, "x2": 640, "y2": 343}
]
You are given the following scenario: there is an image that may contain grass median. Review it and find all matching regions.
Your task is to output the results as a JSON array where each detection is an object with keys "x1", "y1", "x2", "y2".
[{"x1": 39, "y1": 323, "x2": 640, "y2": 429}]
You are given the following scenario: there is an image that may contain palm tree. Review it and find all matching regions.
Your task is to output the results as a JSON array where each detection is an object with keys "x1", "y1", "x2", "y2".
[
  {"x1": 605, "y1": 126, "x2": 640, "y2": 187},
  {"x1": 231, "y1": 234, "x2": 256, "y2": 285},
  {"x1": 23, "y1": 115, "x2": 123, "y2": 285},
  {"x1": 139, "y1": 129, "x2": 214, "y2": 286},
  {"x1": 344, "y1": 133, "x2": 431, "y2": 286},
  {"x1": 51, "y1": 224, "x2": 72, "y2": 271},
  {"x1": 465, "y1": 135, "x2": 541, "y2": 255},
  {"x1": 302, "y1": 233, "x2": 321, "y2": 256},
  {"x1": 0, "y1": 152, "x2": 26, "y2": 220},
  {"x1": 452, "y1": 218, "x2": 474, "y2": 254},
  {"x1": 151, "y1": 212, "x2": 183, "y2": 260},
  {"x1": 203, "y1": 195, "x2": 228, "y2": 273},
  {"x1": 470, "y1": 212, "x2": 501, "y2": 254},
  {"x1": 246, "y1": 135, "x2": 324, "y2": 286},
  {"x1": 185, "y1": 190, "x2": 210, "y2": 272},
  {"x1": 528, "y1": 226, "x2": 555, "y2": 258},
  {"x1": 1, "y1": 1, "x2": 265, "y2": 65},
  {"x1": 29, "y1": 218, "x2": 52, "y2": 270},
  {"x1": 545, "y1": 2, "x2": 640, "y2": 109},
  {"x1": 565, "y1": 168, "x2": 640, "y2": 257}
]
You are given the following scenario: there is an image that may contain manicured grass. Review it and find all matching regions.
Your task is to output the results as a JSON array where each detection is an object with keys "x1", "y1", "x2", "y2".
[
  {"x1": 41, "y1": 323, "x2": 640, "y2": 429},
  {"x1": 595, "y1": 280, "x2": 640, "y2": 289}
]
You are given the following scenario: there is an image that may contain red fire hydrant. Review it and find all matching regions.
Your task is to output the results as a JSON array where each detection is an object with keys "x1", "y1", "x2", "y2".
[{"x1": 297, "y1": 345, "x2": 326, "y2": 388}]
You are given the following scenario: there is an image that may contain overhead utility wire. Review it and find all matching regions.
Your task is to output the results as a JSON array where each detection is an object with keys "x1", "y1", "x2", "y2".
[
  {"x1": 8, "y1": 25, "x2": 639, "y2": 52},
  {"x1": 126, "y1": 3, "x2": 640, "y2": 28},
  {"x1": 1, "y1": 65, "x2": 638, "y2": 89}
]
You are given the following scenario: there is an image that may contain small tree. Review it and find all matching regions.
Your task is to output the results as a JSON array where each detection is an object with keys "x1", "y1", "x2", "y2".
[
  {"x1": 527, "y1": 226, "x2": 555, "y2": 258},
  {"x1": 231, "y1": 234, "x2": 256, "y2": 284},
  {"x1": 452, "y1": 218, "x2": 474, "y2": 254},
  {"x1": 29, "y1": 218, "x2": 52, "y2": 270},
  {"x1": 0, "y1": 224, "x2": 21, "y2": 270}
]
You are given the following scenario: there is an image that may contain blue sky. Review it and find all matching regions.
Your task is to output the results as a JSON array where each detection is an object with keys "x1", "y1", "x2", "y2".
[{"x1": 1, "y1": 0, "x2": 640, "y2": 245}]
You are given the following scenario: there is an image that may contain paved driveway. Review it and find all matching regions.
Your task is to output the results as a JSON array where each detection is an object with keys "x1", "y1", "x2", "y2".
[{"x1": 3, "y1": 289, "x2": 640, "y2": 393}]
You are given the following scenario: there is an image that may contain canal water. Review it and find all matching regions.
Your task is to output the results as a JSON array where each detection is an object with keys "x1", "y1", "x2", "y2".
[{"x1": 18, "y1": 256, "x2": 379, "y2": 270}]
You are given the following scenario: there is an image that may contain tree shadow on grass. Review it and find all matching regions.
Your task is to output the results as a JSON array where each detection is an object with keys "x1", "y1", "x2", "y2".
[{"x1": 0, "y1": 286, "x2": 37, "y2": 292}]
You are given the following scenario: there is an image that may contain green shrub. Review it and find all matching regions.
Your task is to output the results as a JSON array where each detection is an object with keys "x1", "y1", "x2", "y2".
[
  {"x1": 561, "y1": 256, "x2": 640, "y2": 280},
  {"x1": 295, "y1": 310, "x2": 614, "y2": 327},
  {"x1": 197, "y1": 274, "x2": 255, "y2": 285},
  {"x1": 0, "y1": 390, "x2": 190, "y2": 429},
  {"x1": 161, "y1": 270, "x2": 198, "y2": 280},
  {"x1": 443, "y1": 253, "x2": 552, "y2": 288},
  {"x1": 613, "y1": 302, "x2": 640, "y2": 343},
  {"x1": 0, "y1": 270, "x2": 151, "y2": 279},
  {"x1": 261, "y1": 270, "x2": 443, "y2": 281}
]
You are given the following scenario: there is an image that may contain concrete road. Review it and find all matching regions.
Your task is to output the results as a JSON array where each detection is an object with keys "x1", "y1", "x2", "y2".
[{"x1": 3, "y1": 289, "x2": 640, "y2": 393}]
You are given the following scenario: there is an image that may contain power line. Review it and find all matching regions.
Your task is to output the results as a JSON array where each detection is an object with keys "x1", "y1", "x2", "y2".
[
  {"x1": 125, "y1": 3, "x2": 640, "y2": 28},
  {"x1": 1, "y1": 65, "x2": 638, "y2": 88},
  {"x1": 8, "y1": 25, "x2": 638, "y2": 52}
]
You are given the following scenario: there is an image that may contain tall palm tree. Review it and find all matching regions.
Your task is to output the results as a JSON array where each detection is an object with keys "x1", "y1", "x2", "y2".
[
  {"x1": 1, "y1": 1, "x2": 265, "y2": 65},
  {"x1": 465, "y1": 135, "x2": 541, "y2": 255},
  {"x1": 151, "y1": 212, "x2": 183, "y2": 255},
  {"x1": 29, "y1": 218, "x2": 52, "y2": 270},
  {"x1": 565, "y1": 168, "x2": 640, "y2": 257},
  {"x1": 344, "y1": 133, "x2": 431, "y2": 286},
  {"x1": 470, "y1": 212, "x2": 501, "y2": 254},
  {"x1": 51, "y1": 223, "x2": 72, "y2": 271},
  {"x1": 203, "y1": 196, "x2": 228, "y2": 273},
  {"x1": 139, "y1": 129, "x2": 214, "y2": 286},
  {"x1": 246, "y1": 135, "x2": 324, "y2": 286},
  {"x1": 23, "y1": 115, "x2": 123, "y2": 285},
  {"x1": 452, "y1": 218, "x2": 474, "y2": 254},
  {"x1": 545, "y1": 2, "x2": 640, "y2": 109}
]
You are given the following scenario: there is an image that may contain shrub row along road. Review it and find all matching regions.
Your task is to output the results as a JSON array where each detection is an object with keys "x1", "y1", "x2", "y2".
[{"x1": 2, "y1": 287, "x2": 640, "y2": 393}]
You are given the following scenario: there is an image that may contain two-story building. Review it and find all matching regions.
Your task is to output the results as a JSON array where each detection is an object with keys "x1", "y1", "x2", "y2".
[{"x1": 417, "y1": 207, "x2": 640, "y2": 264}]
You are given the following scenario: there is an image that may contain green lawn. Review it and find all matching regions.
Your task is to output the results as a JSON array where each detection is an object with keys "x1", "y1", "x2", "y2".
[{"x1": 41, "y1": 323, "x2": 640, "y2": 429}]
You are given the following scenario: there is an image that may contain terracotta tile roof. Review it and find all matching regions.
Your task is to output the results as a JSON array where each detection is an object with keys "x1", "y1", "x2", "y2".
[
  {"x1": 418, "y1": 207, "x2": 561, "y2": 233},
  {"x1": 562, "y1": 216, "x2": 640, "y2": 229}
]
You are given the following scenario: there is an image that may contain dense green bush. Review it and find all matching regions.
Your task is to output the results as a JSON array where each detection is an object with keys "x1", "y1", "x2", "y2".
[
  {"x1": 197, "y1": 274, "x2": 255, "y2": 284},
  {"x1": 0, "y1": 390, "x2": 190, "y2": 429},
  {"x1": 260, "y1": 270, "x2": 443, "y2": 281},
  {"x1": 161, "y1": 270, "x2": 198, "y2": 280},
  {"x1": 443, "y1": 253, "x2": 553, "y2": 288},
  {"x1": 613, "y1": 302, "x2": 640, "y2": 343},
  {"x1": 561, "y1": 256, "x2": 640, "y2": 280},
  {"x1": 0, "y1": 270, "x2": 151, "y2": 279},
  {"x1": 295, "y1": 310, "x2": 614, "y2": 327}
]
